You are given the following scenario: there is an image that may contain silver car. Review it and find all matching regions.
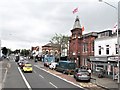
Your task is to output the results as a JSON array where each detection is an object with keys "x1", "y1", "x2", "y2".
[{"x1": 73, "y1": 68, "x2": 91, "y2": 82}]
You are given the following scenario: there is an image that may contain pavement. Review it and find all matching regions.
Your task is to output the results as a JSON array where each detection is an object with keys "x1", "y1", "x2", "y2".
[{"x1": 91, "y1": 74, "x2": 118, "y2": 90}]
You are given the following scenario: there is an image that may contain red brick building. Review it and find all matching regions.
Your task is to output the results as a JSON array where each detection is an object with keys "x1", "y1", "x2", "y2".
[
  {"x1": 69, "y1": 16, "x2": 82, "y2": 66},
  {"x1": 69, "y1": 16, "x2": 97, "y2": 68},
  {"x1": 42, "y1": 43, "x2": 60, "y2": 55},
  {"x1": 79, "y1": 33, "x2": 97, "y2": 68}
]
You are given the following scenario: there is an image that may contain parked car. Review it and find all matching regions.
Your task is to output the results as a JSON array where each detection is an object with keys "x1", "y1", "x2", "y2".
[
  {"x1": 23, "y1": 63, "x2": 33, "y2": 73},
  {"x1": 49, "y1": 62, "x2": 58, "y2": 70},
  {"x1": 73, "y1": 68, "x2": 91, "y2": 82},
  {"x1": 56, "y1": 61, "x2": 76, "y2": 75}
]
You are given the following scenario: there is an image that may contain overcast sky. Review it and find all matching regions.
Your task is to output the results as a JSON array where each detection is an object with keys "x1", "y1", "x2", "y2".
[{"x1": 0, "y1": 0, "x2": 119, "y2": 50}]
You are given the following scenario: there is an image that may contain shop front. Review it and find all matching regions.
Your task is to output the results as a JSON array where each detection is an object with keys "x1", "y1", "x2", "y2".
[
  {"x1": 90, "y1": 56, "x2": 108, "y2": 72},
  {"x1": 108, "y1": 56, "x2": 118, "y2": 79},
  {"x1": 90, "y1": 56, "x2": 118, "y2": 79}
]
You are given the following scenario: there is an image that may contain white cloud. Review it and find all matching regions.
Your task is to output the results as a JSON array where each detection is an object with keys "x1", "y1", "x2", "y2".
[{"x1": 0, "y1": 0, "x2": 119, "y2": 50}]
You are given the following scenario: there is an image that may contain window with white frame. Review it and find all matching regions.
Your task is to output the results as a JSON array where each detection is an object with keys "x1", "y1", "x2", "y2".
[
  {"x1": 92, "y1": 41, "x2": 94, "y2": 52},
  {"x1": 115, "y1": 44, "x2": 118, "y2": 54},
  {"x1": 99, "y1": 46, "x2": 101, "y2": 55},
  {"x1": 106, "y1": 45, "x2": 109, "y2": 55},
  {"x1": 105, "y1": 32, "x2": 109, "y2": 36}
]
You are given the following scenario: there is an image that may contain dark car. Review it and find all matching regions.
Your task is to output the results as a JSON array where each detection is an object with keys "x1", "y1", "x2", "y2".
[
  {"x1": 15, "y1": 56, "x2": 19, "y2": 62},
  {"x1": 56, "y1": 61, "x2": 76, "y2": 75},
  {"x1": 73, "y1": 68, "x2": 91, "y2": 82}
]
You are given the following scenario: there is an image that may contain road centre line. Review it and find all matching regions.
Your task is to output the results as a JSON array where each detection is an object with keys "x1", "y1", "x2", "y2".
[
  {"x1": 33, "y1": 70, "x2": 37, "y2": 74},
  {"x1": 49, "y1": 82, "x2": 58, "y2": 88},
  {"x1": 18, "y1": 67, "x2": 32, "y2": 90},
  {"x1": 34, "y1": 65, "x2": 83, "y2": 88},
  {"x1": 39, "y1": 74, "x2": 44, "y2": 78}
]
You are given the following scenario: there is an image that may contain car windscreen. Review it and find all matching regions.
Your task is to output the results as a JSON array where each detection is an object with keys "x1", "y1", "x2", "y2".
[
  {"x1": 44, "y1": 55, "x2": 55, "y2": 62},
  {"x1": 25, "y1": 66, "x2": 32, "y2": 67}
]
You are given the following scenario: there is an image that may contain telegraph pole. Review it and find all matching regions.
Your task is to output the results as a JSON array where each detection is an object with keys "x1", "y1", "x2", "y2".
[{"x1": 118, "y1": 1, "x2": 120, "y2": 89}]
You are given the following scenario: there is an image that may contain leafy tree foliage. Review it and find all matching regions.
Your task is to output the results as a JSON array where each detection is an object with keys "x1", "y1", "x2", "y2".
[
  {"x1": 50, "y1": 33, "x2": 69, "y2": 54},
  {"x1": 20, "y1": 49, "x2": 30, "y2": 56},
  {"x1": 2, "y1": 47, "x2": 8, "y2": 55}
]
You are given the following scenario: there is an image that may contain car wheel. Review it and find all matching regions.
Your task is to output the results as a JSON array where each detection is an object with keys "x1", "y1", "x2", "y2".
[
  {"x1": 76, "y1": 78, "x2": 79, "y2": 81},
  {"x1": 73, "y1": 75, "x2": 76, "y2": 78},
  {"x1": 88, "y1": 79, "x2": 90, "y2": 82}
]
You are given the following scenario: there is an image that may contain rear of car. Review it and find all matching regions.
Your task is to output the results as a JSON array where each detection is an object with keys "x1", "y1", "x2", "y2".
[
  {"x1": 74, "y1": 69, "x2": 91, "y2": 82},
  {"x1": 23, "y1": 63, "x2": 33, "y2": 73}
]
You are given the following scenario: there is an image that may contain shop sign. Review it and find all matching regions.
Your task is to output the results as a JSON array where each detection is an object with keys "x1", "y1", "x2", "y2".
[{"x1": 108, "y1": 57, "x2": 119, "y2": 61}]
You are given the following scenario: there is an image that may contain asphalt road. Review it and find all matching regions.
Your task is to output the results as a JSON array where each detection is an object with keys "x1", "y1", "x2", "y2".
[
  {"x1": 3, "y1": 60, "x2": 27, "y2": 89},
  {"x1": 2, "y1": 56, "x2": 84, "y2": 90}
]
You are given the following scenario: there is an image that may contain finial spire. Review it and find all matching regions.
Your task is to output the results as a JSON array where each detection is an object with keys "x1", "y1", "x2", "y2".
[{"x1": 73, "y1": 16, "x2": 81, "y2": 29}]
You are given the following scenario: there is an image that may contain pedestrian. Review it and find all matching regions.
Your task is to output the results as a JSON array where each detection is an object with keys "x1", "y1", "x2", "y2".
[{"x1": 87, "y1": 68, "x2": 91, "y2": 75}]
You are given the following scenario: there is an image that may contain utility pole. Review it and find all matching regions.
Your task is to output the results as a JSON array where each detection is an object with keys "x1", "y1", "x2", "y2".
[
  {"x1": 118, "y1": 1, "x2": 120, "y2": 89},
  {"x1": 0, "y1": 39, "x2": 1, "y2": 58}
]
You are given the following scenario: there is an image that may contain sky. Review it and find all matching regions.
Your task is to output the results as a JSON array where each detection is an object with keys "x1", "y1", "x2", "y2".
[{"x1": 0, "y1": 0, "x2": 119, "y2": 51}]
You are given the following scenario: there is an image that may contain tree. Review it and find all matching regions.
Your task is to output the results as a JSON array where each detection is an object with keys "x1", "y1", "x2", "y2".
[
  {"x1": 2, "y1": 47, "x2": 8, "y2": 55},
  {"x1": 7, "y1": 48, "x2": 12, "y2": 55},
  {"x1": 20, "y1": 49, "x2": 30, "y2": 56},
  {"x1": 50, "y1": 33, "x2": 69, "y2": 57}
]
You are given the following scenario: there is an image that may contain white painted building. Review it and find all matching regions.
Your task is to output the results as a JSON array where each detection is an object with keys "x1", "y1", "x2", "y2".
[
  {"x1": 95, "y1": 36, "x2": 118, "y2": 56},
  {"x1": 90, "y1": 30, "x2": 120, "y2": 78}
]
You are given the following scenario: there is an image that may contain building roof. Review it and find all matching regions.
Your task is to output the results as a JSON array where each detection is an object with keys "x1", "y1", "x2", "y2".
[
  {"x1": 81, "y1": 32, "x2": 98, "y2": 38},
  {"x1": 73, "y1": 16, "x2": 81, "y2": 29},
  {"x1": 97, "y1": 30, "x2": 112, "y2": 34},
  {"x1": 42, "y1": 42, "x2": 60, "y2": 48}
]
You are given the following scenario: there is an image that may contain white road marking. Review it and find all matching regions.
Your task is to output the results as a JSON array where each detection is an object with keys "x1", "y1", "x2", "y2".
[
  {"x1": 34, "y1": 65, "x2": 83, "y2": 88},
  {"x1": 2, "y1": 68, "x2": 8, "y2": 88},
  {"x1": 7, "y1": 63, "x2": 11, "y2": 68},
  {"x1": 49, "y1": 82, "x2": 58, "y2": 88},
  {"x1": 33, "y1": 70, "x2": 37, "y2": 74},
  {"x1": 18, "y1": 67, "x2": 32, "y2": 90},
  {"x1": 39, "y1": 74, "x2": 44, "y2": 79},
  {"x1": 2, "y1": 68, "x2": 8, "y2": 83}
]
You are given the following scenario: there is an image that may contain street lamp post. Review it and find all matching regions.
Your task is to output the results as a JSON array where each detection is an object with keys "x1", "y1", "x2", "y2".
[
  {"x1": 118, "y1": 2, "x2": 120, "y2": 89},
  {"x1": 99, "y1": 0, "x2": 117, "y2": 10},
  {"x1": 99, "y1": 0, "x2": 120, "y2": 89},
  {"x1": 0, "y1": 39, "x2": 1, "y2": 59}
]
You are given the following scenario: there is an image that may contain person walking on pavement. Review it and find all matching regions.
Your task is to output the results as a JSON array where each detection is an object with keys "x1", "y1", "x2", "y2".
[{"x1": 88, "y1": 68, "x2": 92, "y2": 75}]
